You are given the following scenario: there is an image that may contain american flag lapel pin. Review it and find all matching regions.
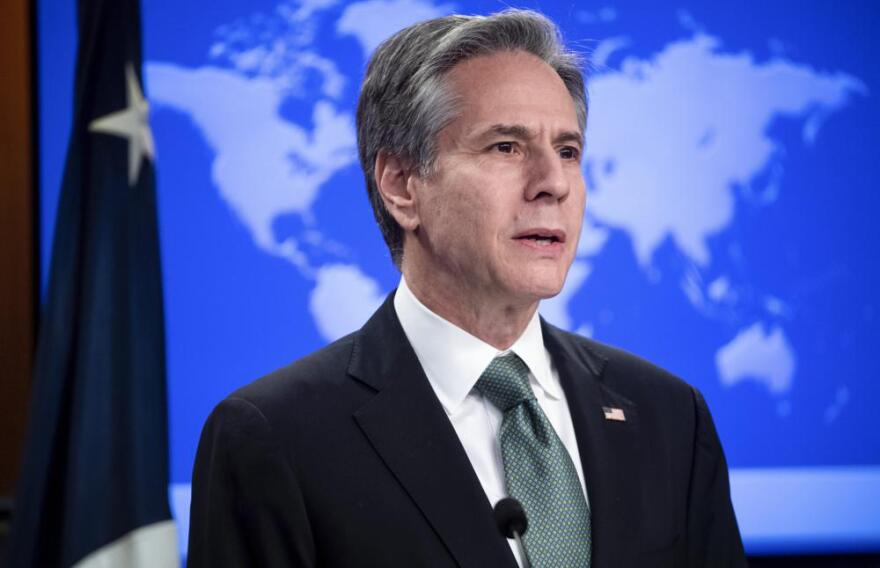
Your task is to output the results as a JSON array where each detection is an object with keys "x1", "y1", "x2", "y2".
[{"x1": 603, "y1": 406, "x2": 626, "y2": 422}]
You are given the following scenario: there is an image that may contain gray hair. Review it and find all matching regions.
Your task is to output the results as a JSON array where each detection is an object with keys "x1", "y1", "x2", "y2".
[{"x1": 356, "y1": 9, "x2": 587, "y2": 267}]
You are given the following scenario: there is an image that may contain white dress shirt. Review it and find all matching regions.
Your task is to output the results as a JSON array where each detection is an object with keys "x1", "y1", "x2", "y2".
[{"x1": 393, "y1": 278, "x2": 589, "y2": 567}]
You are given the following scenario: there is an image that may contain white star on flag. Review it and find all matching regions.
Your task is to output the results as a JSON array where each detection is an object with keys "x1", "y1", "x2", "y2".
[{"x1": 89, "y1": 63, "x2": 155, "y2": 186}]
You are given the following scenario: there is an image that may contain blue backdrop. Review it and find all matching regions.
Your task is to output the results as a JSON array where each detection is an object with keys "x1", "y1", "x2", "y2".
[{"x1": 39, "y1": 0, "x2": 880, "y2": 556}]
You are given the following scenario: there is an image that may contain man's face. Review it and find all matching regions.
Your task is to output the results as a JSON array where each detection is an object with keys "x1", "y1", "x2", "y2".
[{"x1": 409, "y1": 50, "x2": 586, "y2": 308}]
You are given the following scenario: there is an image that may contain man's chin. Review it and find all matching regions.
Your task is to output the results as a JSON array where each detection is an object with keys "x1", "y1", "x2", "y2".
[
  {"x1": 511, "y1": 265, "x2": 569, "y2": 300},
  {"x1": 534, "y1": 285, "x2": 565, "y2": 302},
  {"x1": 511, "y1": 278, "x2": 566, "y2": 303}
]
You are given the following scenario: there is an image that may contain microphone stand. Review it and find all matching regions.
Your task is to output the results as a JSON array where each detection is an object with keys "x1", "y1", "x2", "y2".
[{"x1": 512, "y1": 529, "x2": 531, "y2": 568}]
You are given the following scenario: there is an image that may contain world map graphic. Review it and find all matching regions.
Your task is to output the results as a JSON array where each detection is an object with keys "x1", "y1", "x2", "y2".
[
  {"x1": 34, "y1": 0, "x2": 866, "y2": 554},
  {"x1": 143, "y1": 0, "x2": 870, "y2": 457}
]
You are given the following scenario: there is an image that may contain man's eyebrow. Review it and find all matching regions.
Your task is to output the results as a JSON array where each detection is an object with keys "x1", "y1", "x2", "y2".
[
  {"x1": 478, "y1": 123, "x2": 535, "y2": 140},
  {"x1": 474, "y1": 124, "x2": 584, "y2": 147},
  {"x1": 554, "y1": 130, "x2": 585, "y2": 147}
]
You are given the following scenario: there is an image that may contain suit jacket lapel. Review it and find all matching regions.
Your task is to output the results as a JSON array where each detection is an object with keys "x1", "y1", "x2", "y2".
[
  {"x1": 349, "y1": 294, "x2": 517, "y2": 568},
  {"x1": 543, "y1": 322, "x2": 642, "y2": 568}
]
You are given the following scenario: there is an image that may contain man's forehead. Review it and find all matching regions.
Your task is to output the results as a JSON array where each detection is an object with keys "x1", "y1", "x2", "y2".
[{"x1": 442, "y1": 51, "x2": 581, "y2": 134}]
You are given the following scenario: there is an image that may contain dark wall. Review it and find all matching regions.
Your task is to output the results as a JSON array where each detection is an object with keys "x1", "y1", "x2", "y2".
[
  {"x1": 0, "y1": 0, "x2": 35, "y2": 561},
  {"x1": 0, "y1": 0, "x2": 34, "y2": 505}
]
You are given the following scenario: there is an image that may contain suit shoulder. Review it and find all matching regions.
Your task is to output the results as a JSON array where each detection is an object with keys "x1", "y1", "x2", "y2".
[
  {"x1": 227, "y1": 331, "x2": 359, "y2": 412},
  {"x1": 548, "y1": 324, "x2": 695, "y2": 398}
]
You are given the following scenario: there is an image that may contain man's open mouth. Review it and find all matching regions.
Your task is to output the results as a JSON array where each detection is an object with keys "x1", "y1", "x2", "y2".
[{"x1": 514, "y1": 229, "x2": 565, "y2": 246}]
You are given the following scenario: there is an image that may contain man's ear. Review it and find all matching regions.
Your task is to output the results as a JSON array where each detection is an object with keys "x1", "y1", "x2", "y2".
[{"x1": 375, "y1": 151, "x2": 420, "y2": 231}]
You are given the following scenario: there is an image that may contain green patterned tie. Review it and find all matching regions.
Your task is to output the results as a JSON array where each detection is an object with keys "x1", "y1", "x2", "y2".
[{"x1": 476, "y1": 353, "x2": 591, "y2": 567}]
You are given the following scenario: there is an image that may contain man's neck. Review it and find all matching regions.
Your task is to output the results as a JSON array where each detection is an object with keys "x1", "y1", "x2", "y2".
[{"x1": 402, "y1": 270, "x2": 538, "y2": 351}]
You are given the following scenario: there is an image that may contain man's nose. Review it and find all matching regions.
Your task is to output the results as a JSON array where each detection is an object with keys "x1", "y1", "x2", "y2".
[{"x1": 524, "y1": 147, "x2": 570, "y2": 202}]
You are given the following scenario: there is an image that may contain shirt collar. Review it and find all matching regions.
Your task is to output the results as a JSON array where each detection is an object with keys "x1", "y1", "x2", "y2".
[{"x1": 393, "y1": 277, "x2": 562, "y2": 414}]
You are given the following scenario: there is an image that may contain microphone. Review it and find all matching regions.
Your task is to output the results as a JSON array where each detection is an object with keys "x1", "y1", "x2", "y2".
[{"x1": 493, "y1": 497, "x2": 530, "y2": 568}]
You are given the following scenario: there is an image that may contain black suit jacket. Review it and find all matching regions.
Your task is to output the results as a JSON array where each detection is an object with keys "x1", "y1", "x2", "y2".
[{"x1": 188, "y1": 293, "x2": 746, "y2": 567}]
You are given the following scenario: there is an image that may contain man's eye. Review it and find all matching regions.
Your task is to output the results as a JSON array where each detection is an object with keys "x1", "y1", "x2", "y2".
[
  {"x1": 559, "y1": 146, "x2": 580, "y2": 160},
  {"x1": 495, "y1": 142, "x2": 514, "y2": 154}
]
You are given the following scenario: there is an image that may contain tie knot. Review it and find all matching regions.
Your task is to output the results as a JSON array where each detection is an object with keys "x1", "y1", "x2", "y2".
[{"x1": 475, "y1": 353, "x2": 534, "y2": 412}]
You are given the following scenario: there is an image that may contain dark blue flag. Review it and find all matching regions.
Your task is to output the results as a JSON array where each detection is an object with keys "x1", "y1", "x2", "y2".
[{"x1": 8, "y1": 0, "x2": 178, "y2": 565}]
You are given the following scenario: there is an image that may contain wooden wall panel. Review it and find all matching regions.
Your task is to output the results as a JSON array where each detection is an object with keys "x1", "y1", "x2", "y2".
[{"x1": 0, "y1": 0, "x2": 35, "y2": 501}]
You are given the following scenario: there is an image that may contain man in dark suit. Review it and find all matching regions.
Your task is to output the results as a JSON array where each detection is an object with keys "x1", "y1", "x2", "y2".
[{"x1": 188, "y1": 9, "x2": 747, "y2": 567}]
